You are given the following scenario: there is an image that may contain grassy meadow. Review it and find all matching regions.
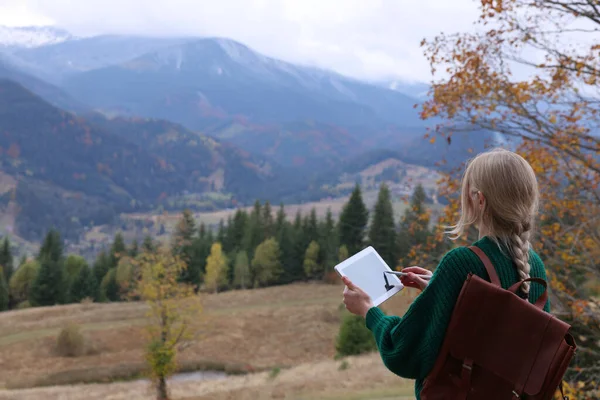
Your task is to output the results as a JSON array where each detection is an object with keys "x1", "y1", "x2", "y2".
[{"x1": 0, "y1": 282, "x2": 417, "y2": 400}]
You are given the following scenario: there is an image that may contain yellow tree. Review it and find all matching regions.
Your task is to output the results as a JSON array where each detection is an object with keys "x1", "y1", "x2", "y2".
[
  {"x1": 204, "y1": 242, "x2": 229, "y2": 293},
  {"x1": 420, "y1": 0, "x2": 600, "y2": 395},
  {"x1": 132, "y1": 247, "x2": 201, "y2": 400}
]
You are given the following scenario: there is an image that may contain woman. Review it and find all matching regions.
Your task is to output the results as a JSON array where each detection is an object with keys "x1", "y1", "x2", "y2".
[{"x1": 342, "y1": 148, "x2": 550, "y2": 400}]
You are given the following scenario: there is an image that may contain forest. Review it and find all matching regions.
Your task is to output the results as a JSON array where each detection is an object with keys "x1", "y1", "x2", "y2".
[{"x1": 0, "y1": 183, "x2": 435, "y2": 310}]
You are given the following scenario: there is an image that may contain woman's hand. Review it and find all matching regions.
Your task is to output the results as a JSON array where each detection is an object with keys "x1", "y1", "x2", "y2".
[
  {"x1": 341, "y1": 276, "x2": 374, "y2": 318},
  {"x1": 399, "y1": 266, "x2": 432, "y2": 291}
]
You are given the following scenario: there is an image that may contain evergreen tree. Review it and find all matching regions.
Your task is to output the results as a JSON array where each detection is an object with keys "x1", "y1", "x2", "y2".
[
  {"x1": 303, "y1": 208, "x2": 319, "y2": 244},
  {"x1": 242, "y1": 201, "x2": 264, "y2": 259},
  {"x1": 229, "y1": 210, "x2": 248, "y2": 253},
  {"x1": 70, "y1": 265, "x2": 97, "y2": 303},
  {"x1": 0, "y1": 267, "x2": 8, "y2": 311},
  {"x1": 222, "y1": 215, "x2": 234, "y2": 254},
  {"x1": 189, "y1": 226, "x2": 215, "y2": 288},
  {"x1": 100, "y1": 268, "x2": 120, "y2": 302},
  {"x1": 275, "y1": 205, "x2": 301, "y2": 284},
  {"x1": 129, "y1": 239, "x2": 139, "y2": 258},
  {"x1": 0, "y1": 237, "x2": 14, "y2": 284},
  {"x1": 38, "y1": 229, "x2": 63, "y2": 264},
  {"x1": 64, "y1": 255, "x2": 88, "y2": 297},
  {"x1": 93, "y1": 250, "x2": 111, "y2": 286},
  {"x1": 368, "y1": 184, "x2": 397, "y2": 268},
  {"x1": 110, "y1": 232, "x2": 127, "y2": 269},
  {"x1": 291, "y1": 210, "x2": 307, "y2": 282},
  {"x1": 172, "y1": 210, "x2": 196, "y2": 281},
  {"x1": 303, "y1": 241, "x2": 323, "y2": 280},
  {"x1": 319, "y1": 208, "x2": 338, "y2": 272},
  {"x1": 262, "y1": 201, "x2": 274, "y2": 239},
  {"x1": 205, "y1": 243, "x2": 229, "y2": 293},
  {"x1": 217, "y1": 220, "x2": 226, "y2": 247},
  {"x1": 233, "y1": 251, "x2": 250, "y2": 289},
  {"x1": 397, "y1": 184, "x2": 432, "y2": 263},
  {"x1": 339, "y1": 185, "x2": 369, "y2": 255},
  {"x1": 251, "y1": 238, "x2": 282, "y2": 287},
  {"x1": 143, "y1": 235, "x2": 156, "y2": 253},
  {"x1": 31, "y1": 230, "x2": 66, "y2": 306},
  {"x1": 29, "y1": 257, "x2": 66, "y2": 306}
]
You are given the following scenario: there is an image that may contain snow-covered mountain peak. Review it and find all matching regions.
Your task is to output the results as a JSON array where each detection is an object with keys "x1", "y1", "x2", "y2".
[{"x1": 0, "y1": 26, "x2": 74, "y2": 49}]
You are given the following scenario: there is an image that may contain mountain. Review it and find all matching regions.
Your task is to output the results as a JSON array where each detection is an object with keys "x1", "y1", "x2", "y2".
[
  {"x1": 0, "y1": 26, "x2": 73, "y2": 49},
  {"x1": 0, "y1": 80, "x2": 290, "y2": 241},
  {"x1": 60, "y1": 38, "x2": 424, "y2": 128},
  {"x1": 12, "y1": 34, "x2": 194, "y2": 83},
  {"x1": 384, "y1": 80, "x2": 430, "y2": 99},
  {"x1": 0, "y1": 54, "x2": 87, "y2": 112}
]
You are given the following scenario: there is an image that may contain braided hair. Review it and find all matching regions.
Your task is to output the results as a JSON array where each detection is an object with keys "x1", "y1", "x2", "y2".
[{"x1": 446, "y1": 148, "x2": 539, "y2": 294}]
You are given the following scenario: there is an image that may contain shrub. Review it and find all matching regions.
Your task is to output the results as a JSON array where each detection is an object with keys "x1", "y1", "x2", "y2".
[
  {"x1": 335, "y1": 313, "x2": 376, "y2": 357},
  {"x1": 338, "y1": 360, "x2": 350, "y2": 371},
  {"x1": 56, "y1": 324, "x2": 86, "y2": 357},
  {"x1": 16, "y1": 300, "x2": 31, "y2": 310}
]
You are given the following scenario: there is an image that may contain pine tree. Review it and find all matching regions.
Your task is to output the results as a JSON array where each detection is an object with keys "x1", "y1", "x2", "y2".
[
  {"x1": 222, "y1": 215, "x2": 234, "y2": 254},
  {"x1": 64, "y1": 255, "x2": 88, "y2": 299},
  {"x1": 0, "y1": 267, "x2": 8, "y2": 311},
  {"x1": 0, "y1": 237, "x2": 14, "y2": 284},
  {"x1": 101, "y1": 268, "x2": 120, "y2": 302},
  {"x1": 397, "y1": 184, "x2": 432, "y2": 264},
  {"x1": 303, "y1": 241, "x2": 323, "y2": 280},
  {"x1": 368, "y1": 184, "x2": 397, "y2": 268},
  {"x1": 291, "y1": 210, "x2": 307, "y2": 282},
  {"x1": 339, "y1": 185, "x2": 369, "y2": 255},
  {"x1": 93, "y1": 251, "x2": 111, "y2": 287},
  {"x1": 30, "y1": 230, "x2": 66, "y2": 306},
  {"x1": 262, "y1": 201, "x2": 274, "y2": 239},
  {"x1": 233, "y1": 251, "x2": 250, "y2": 289},
  {"x1": 252, "y1": 238, "x2": 282, "y2": 287},
  {"x1": 172, "y1": 210, "x2": 196, "y2": 284},
  {"x1": 70, "y1": 265, "x2": 97, "y2": 303},
  {"x1": 110, "y1": 232, "x2": 127, "y2": 269},
  {"x1": 38, "y1": 229, "x2": 63, "y2": 263},
  {"x1": 205, "y1": 243, "x2": 229, "y2": 293},
  {"x1": 217, "y1": 220, "x2": 226, "y2": 247},
  {"x1": 304, "y1": 208, "x2": 319, "y2": 244},
  {"x1": 142, "y1": 235, "x2": 156, "y2": 253},
  {"x1": 319, "y1": 208, "x2": 338, "y2": 272},
  {"x1": 275, "y1": 204, "x2": 299, "y2": 284},
  {"x1": 242, "y1": 201, "x2": 264, "y2": 259},
  {"x1": 129, "y1": 239, "x2": 139, "y2": 258},
  {"x1": 29, "y1": 258, "x2": 65, "y2": 306},
  {"x1": 229, "y1": 210, "x2": 248, "y2": 253}
]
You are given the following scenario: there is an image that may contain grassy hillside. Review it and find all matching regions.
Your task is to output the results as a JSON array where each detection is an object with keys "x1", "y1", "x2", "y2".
[{"x1": 0, "y1": 282, "x2": 416, "y2": 399}]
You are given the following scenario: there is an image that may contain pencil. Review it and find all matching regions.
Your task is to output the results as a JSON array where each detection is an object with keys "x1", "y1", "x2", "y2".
[{"x1": 385, "y1": 271, "x2": 433, "y2": 280}]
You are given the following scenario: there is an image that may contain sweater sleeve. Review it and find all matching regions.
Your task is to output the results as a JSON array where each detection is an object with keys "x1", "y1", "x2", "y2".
[
  {"x1": 365, "y1": 247, "x2": 475, "y2": 380},
  {"x1": 529, "y1": 250, "x2": 551, "y2": 313}
]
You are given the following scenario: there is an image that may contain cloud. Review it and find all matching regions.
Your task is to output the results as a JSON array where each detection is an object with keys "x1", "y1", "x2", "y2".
[{"x1": 0, "y1": 0, "x2": 481, "y2": 82}]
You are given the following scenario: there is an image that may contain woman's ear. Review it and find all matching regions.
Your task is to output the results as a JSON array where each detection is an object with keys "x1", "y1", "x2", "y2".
[{"x1": 477, "y1": 191, "x2": 485, "y2": 209}]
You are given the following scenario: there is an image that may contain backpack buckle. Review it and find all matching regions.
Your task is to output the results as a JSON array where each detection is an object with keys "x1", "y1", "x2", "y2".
[{"x1": 512, "y1": 390, "x2": 520, "y2": 398}]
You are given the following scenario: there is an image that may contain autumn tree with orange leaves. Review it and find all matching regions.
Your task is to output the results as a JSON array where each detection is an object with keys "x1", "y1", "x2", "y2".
[{"x1": 419, "y1": 0, "x2": 600, "y2": 397}]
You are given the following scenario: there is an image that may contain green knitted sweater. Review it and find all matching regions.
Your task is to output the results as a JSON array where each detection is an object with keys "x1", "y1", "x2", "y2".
[{"x1": 365, "y1": 236, "x2": 551, "y2": 400}]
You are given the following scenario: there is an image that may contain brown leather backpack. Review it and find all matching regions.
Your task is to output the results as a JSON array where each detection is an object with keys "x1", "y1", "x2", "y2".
[{"x1": 421, "y1": 246, "x2": 576, "y2": 400}]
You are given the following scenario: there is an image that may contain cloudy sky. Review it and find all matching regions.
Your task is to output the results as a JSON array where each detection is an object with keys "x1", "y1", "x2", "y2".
[{"x1": 0, "y1": 0, "x2": 481, "y2": 82}]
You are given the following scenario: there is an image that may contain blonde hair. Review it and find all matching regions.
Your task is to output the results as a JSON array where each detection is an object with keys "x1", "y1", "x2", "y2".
[{"x1": 447, "y1": 148, "x2": 539, "y2": 294}]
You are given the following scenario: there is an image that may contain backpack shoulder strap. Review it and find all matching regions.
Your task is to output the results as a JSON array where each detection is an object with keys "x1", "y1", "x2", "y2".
[{"x1": 468, "y1": 246, "x2": 501, "y2": 287}]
